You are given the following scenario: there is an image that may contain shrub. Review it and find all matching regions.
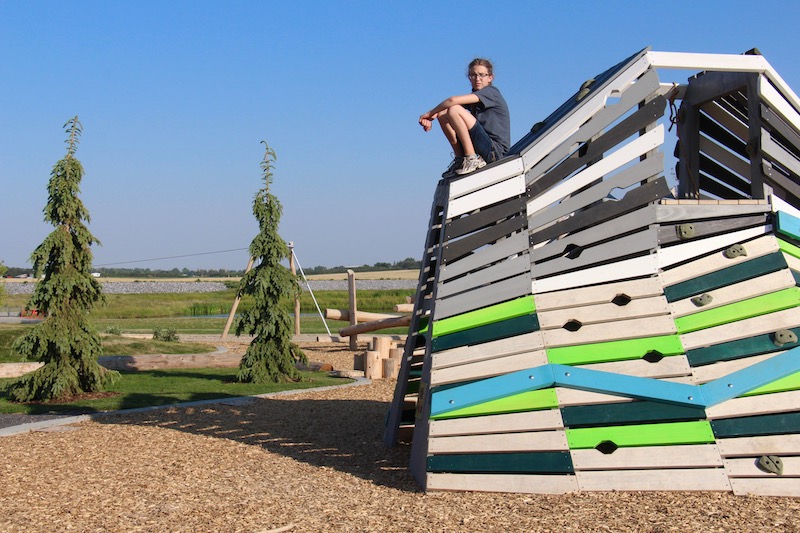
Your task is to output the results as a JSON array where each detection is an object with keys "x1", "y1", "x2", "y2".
[
  {"x1": 105, "y1": 325, "x2": 122, "y2": 336},
  {"x1": 153, "y1": 327, "x2": 180, "y2": 342}
]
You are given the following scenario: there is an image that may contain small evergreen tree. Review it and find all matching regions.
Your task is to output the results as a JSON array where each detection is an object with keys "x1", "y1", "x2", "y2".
[
  {"x1": 234, "y1": 141, "x2": 306, "y2": 382},
  {"x1": 0, "y1": 262, "x2": 6, "y2": 305},
  {"x1": 8, "y1": 117, "x2": 118, "y2": 402}
]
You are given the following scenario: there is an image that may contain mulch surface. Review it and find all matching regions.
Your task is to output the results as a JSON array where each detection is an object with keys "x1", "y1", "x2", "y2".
[{"x1": 1, "y1": 340, "x2": 799, "y2": 532}]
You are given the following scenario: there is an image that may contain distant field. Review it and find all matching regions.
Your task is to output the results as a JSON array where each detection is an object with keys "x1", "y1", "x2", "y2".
[{"x1": 305, "y1": 269, "x2": 418, "y2": 280}]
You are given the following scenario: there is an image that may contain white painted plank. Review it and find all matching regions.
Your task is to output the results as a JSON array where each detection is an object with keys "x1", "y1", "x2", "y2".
[
  {"x1": 646, "y1": 51, "x2": 769, "y2": 73},
  {"x1": 717, "y1": 434, "x2": 800, "y2": 456},
  {"x1": 572, "y1": 444, "x2": 723, "y2": 470},
  {"x1": 784, "y1": 253, "x2": 800, "y2": 273},
  {"x1": 730, "y1": 477, "x2": 800, "y2": 497},
  {"x1": 448, "y1": 157, "x2": 525, "y2": 200},
  {"x1": 657, "y1": 226, "x2": 773, "y2": 271},
  {"x1": 447, "y1": 174, "x2": 526, "y2": 219},
  {"x1": 431, "y1": 350, "x2": 548, "y2": 386},
  {"x1": 579, "y1": 354, "x2": 691, "y2": 380},
  {"x1": 432, "y1": 331, "x2": 544, "y2": 370},
  {"x1": 725, "y1": 456, "x2": 800, "y2": 477},
  {"x1": 428, "y1": 430, "x2": 569, "y2": 454},
  {"x1": 706, "y1": 389, "x2": 800, "y2": 420},
  {"x1": 556, "y1": 387, "x2": 634, "y2": 406},
  {"x1": 427, "y1": 472, "x2": 579, "y2": 494},
  {"x1": 534, "y1": 276, "x2": 663, "y2": 311},
  {"x1": 691, "y1": 351, "x2": 786, "y2": 384},
  {"x1": 576, "y1": 468, "x2": 731, "y2": 492},
  {"x1": 660, "y1": 234, "x2": 779, "y2": 287},
  {"x1": 527, "y1": 126, "x2": 665, "y2": 218},
  {"x1": 760, "y1": 76, "x2": 800, "y2": 131},
  {"x1": 681, "y1": 307, "x2": 800, "y2": 351},
  {"x1": 670, "y1": 268, "x2": 795, "y2": 318},
  {"x1": 533, "y1": 255, "x2": 659, "y2": 294},
  {"x1": 429, "y1": 409, "x2": 564, "y2": 437},
  {"x1": 538, "y1": 296, "x2": 670, "y2": 330},
  {"x1": 542, "y1": 314, "x2": 676, "y2": 347}
]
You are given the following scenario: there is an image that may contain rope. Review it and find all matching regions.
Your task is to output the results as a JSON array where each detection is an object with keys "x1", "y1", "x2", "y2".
[{"x1": 291, "y1": 248, "x2": 332, "y2": 337}]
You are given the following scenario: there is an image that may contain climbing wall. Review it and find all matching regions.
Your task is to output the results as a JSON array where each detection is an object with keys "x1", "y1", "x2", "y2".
[{"x1": 385, "y1": 48, "x2": 800, "y2": 496}]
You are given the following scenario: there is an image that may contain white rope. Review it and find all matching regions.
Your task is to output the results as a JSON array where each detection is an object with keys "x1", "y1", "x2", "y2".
[{"x1": 291, "y1": 248, "x2": 332, "y2": 337}]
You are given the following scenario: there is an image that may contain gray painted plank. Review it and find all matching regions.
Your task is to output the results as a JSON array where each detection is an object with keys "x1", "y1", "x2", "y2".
[
  {"x1": 442, "y1": 215, "x2": 527, "y2": 265},
  {"x1": 655, "y1": 202, "x2": 769, "y2": 222},
  {"x1": 701, "y1": 100, "x2": 748, "y2": 141},
  {"x1": 437, "y1": 254, "x2": 530, "y2": 299},
  {"x1": 657, "y1": 214, "x2": 769, "y2": 245},
  {"x1": 445, "y1": 196, "x2": 527, "y2": 240},
  {"x1": 434, "y1": 272, "x2": 532, "y2": 320},
  {"x1": 699, "y1": 135, "x2": 750, "y2": 179},
  {"x1": 439, "y1": 232, "x2": 529, "y2": 283}
]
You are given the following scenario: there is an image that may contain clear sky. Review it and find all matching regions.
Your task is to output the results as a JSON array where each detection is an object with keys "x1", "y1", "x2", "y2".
[{"x1": 2, "y1": 0, "x2": 799, "y2": 271}]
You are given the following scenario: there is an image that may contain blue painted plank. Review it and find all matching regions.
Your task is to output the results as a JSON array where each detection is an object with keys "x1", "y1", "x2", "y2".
[{"x1": 776, "y1": 210, "x2": 800, "y2": 242}]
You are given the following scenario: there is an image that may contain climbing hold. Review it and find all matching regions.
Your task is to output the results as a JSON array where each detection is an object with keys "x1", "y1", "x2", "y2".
[
  {"x1": 691, "y1": 293, "x2": 714, "y2": 307},
  {"x1": 773, "y1": 329, "x2": 798, "y2": 347},
  {"x1": 676, "y1": 223, "x2": 695, "y2": 239},
  {"x1": 575, "y1": 79, "x2": 595, "y2": 101},
  {"x1": 723, "y1": 244, "x2": 747, "y2": 259},
  {"x1": 757, "y1": 455, "x2": 783, "y2": 475}
]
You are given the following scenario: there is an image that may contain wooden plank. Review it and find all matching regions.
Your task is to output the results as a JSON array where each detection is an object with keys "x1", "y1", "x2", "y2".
[
  {"x1": 657, "y1": 225, "x2": 772, "y2": 270},
  {"x1": 533, "y1": 229, "x2": 659, "y2": 279},
  {"x1": 436, "y1": 254, "x2": 529, "y2": 300},
  {"x1": 698, "y1": 135, "x2": 751, "y2": 179},
  {"x1": 442, "y1": 215, "x2": 527, "y2": 265},
  {"x1": 561, "y1": 400, "x2": 706, "y2": 428},
  {"x1": 730, "y1": 477, "x2": 800, "y2": 497},
  {"x1": 434, "y1": 272, "x2": 532, "y2": 320},
  {"x1": 432, "y1": 296, "x2": 535, "y2": 338},
  {"x1": 426, "y1": 472, "x2": 579, "y2": 494},
  {"x1": 717, "y1": 434, "x2": 800, "y2": 456},
  {"x1": 535, "y1": 276, "x2": 663, "y2": 311},
  {"x1": 691, "y1": 351, "x2": 787, "y2": 383},
  {"x1": 428, "y1": 430, "x2": 569, "y2": 453},
  {"x1": 724, "y1": 456, "x2": 800, "y2": 477},
  {"x1": 527, "y1": 126, "x2": 664, "y2": 219},
  {"x1": 776, "y1": 210, "x2": 800, "y2": 242},
  {"x1": 538, "y1": 295, "x2": 670, "y2": 330},
  {"x1": 576, "y1": 468, "x2": 731, "y2": 492},
  {"x1": 533, "y1": 255, "x2": 659, "y2": 294},
  {"x1": 556, "y1": 387, "x2": 634, "y2": 407},
  {"x1": 578, "y1": 355, "x2": 691, "y2": 380},
  {"x1": 432, "y1": 331, "x2": 544, "y2": 370},
  {"x1": 658, "y1": 214, "x2": 769, "y2": 247},
  {"x1": 670, "y1": 268, "x2": 796, "y2": 318},
  {"x1": 761, "y1": 104, "x2": 800, "y2": 155},
  {"x1": 700, "y1": 100, "x2": 748, "y2": 142},
  {"x1": 711, "y1": 412, "x2": 800, "y2": 438},
  {"x1": 547, "y1": 335, "x2": 685, "y2": 366},
  {"x1": 447, "y1": 174, "x2": 526, "y2": 219},
  {"x1": 660, "y1": 234, "x2": 779, "y2": 287},
  {"x1": 427, "y1": 451, "x2": 574, "y2": 474},
  {"x1": 429, "y1": 409, "x2": 564, "y2": 437},
  {"x1": 542, "y1": 315, "x2": 676, "y2": 347},
  {"x1": 675, "y1": 287, "x2": 800, "y2": 334},
  {"x1": 527, "y1": 158, "x2": 665, "y2": 242},
  {"x1": 431, "y1": 313, "x2": 538, "y2": 354},
  {"x1": 760, "y1": 77, "x2": 800, "y2": 132},
  {"x1": 448, "y1": 157, "x2": 525, "y2": 200},
  {"x1": 762, "y1": 130, "x2": 800, "y2": 179},
  {"x1": 430, "y1": 388, "x2": 559, "y2": 420},
  {"x1": 706, "y1": 389, "x2": 800, "y2": 420},
  {"x1": 686, "y1": 327, "x2": 800, "y2": 367},
  {"x1": 698, "y1": 155, "x2": 750, "y2": 198},
  {"x1": 566, "y1": 421, "x2": 716, "y2": 449},
  {"x1": 572, "y1": 444, "x2": 723, "y2": 470},
  {"x1": 655, "y1": 201, "x2": 769, "y2": 222},
  {"x1": 439, "y1": 231, "x2": 528, "y2": 283},
  {"x1": 431, "y1": 349, "x2": 548, "y2": 386},
  {"x1": 681, "y1": 307, "x2": 800, "y2": 351},
  {"x1": 445, "y1": 195, "x2": 527, "y2": 240}
]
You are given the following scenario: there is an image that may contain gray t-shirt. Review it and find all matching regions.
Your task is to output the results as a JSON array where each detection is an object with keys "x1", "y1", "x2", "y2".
[{"x1": 468, "y1": 85, "x2": 511, "y2": 157}]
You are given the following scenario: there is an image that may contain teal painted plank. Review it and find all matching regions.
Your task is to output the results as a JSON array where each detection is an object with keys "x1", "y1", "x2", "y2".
[
  {"x1": 664, "y1": 252, "x2": 787, "y2": 302},
  {"x1": 427, "y1": 452, "x2": 574, "y2": 474},
  {"x1": 711, "y1": 412, "x2": 800, "y2": 438},
  {"x1": 560, "y1": 401, "x2": 707, "y2": 428},
  {"x1": 430, "y1": 313, "x2": 539, "y2": 353},
  {"x1": 686, "y1": 326, "x2": 800, "y2": 366}
]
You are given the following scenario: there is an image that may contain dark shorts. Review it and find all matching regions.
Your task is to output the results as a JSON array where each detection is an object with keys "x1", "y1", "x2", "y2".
[{"x1": 469, "y1": 121, "x2": 498, "y2": 163}]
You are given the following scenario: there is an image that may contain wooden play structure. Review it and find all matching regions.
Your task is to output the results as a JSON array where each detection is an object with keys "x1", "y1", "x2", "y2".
[{"x1": 384, "y1": 47, "x2": 800, "y2": 497}]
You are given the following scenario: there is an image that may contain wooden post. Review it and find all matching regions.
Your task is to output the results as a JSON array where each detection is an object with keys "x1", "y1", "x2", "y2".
[
  {"x1": 373, "y1": 336, "x2": 392, "y2": 358},
  {"x1": 288, "y1": 242, "x2": 300, "y2": 335},
  {"x1": 365, "y1": 350, "x2": 383, "y2": 379},
  {"x1": 347, "y1": 269, "x2": 358, "y2": 350},
  {"x1": 221, "y1": 256, "x2": 255, "y2": 340}
]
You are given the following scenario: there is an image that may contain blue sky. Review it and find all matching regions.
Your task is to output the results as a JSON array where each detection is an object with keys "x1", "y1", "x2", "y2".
[{"x1": 2, "y1": 0, "x2": 799, "y2": 271}]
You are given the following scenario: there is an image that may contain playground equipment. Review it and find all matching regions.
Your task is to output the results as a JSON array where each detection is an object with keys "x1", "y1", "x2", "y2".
[{"x1": 384, "y1": 47, "x2": 800, "y2": 497}]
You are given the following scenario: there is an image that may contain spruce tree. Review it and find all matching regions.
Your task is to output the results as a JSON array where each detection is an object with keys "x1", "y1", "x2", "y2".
[
  {"x1": 8, "y1": 117, "x2": 118, "y2": 402},
  {"x1": 234, "y1": 142, "x2": 306, "y2": 383}
]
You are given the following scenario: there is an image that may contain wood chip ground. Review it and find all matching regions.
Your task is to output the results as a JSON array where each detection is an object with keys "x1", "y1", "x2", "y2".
[{"x1": 1, "y1": 340, "x2": 799, "y2": 532}]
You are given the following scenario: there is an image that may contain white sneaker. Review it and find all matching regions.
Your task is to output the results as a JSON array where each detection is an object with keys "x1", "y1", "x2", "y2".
[
  {"x1": 455, "y1": 154, "x2": 487, "y2": 175},
  {"x1": 442, "y1": 157, "x2": 464, "y2": 178}
]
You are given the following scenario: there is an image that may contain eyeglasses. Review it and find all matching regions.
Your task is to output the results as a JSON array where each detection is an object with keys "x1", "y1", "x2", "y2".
[{"x1": 468, "y1": 72, "x2": 491, "y2": 80}]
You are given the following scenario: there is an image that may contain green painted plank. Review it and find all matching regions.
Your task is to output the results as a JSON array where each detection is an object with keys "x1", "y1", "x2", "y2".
[
  {"x1": 561, "y1": 401, "x2": 707, "y2": 428},
  {"x1": 686, "y1": 327, "x2": 800, "y2": 366},
  {"x1": 427, "y1": 451, "x2": 573, "y2": 474},
  {"x1": 664, "y1": 252, "x2": 787, "y2": 302},
  {"x1": 431, "y1": 314, "x2": 539, "y2": 353},
  {"x1": 566, "y1": 420, "x2": 715, "y2": 449},
  {"x1": 431, "y1": 296, "x2": 536, "y2": 338},
  {"x1": 741, "y1": 370, "x2": 800, "y2": 396},
  {"x1": 546, "y1": 335, "x2": 684, "y2": 365},
  {"x1": 675, "y1": 287, "x2": 800, "y2": 334},
  {"x1": 778, "y1": 238, "x2": 800, "y2": 261},
  {"x1": 429, "y1": 389, "x2": 558, "y2": 420},
  {"x1": 711, "y1": 412, "x2": 800, "y2": 438}
]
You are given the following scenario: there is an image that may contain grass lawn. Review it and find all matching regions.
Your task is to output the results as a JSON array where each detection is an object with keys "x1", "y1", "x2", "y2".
[{"x1": 0, "y1": 368, "x2": 351, "y2": 415}]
